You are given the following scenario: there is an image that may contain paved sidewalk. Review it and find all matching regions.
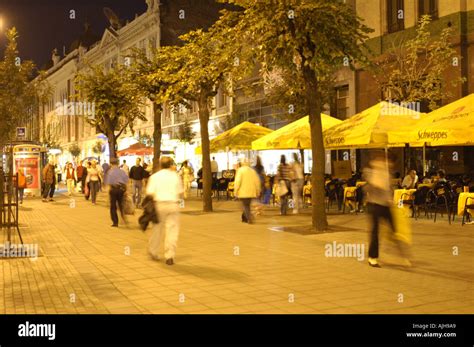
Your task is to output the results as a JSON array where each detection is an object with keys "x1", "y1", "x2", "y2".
[{"x1": 1, "y1": 188, "x2": 473, "y2": 314}]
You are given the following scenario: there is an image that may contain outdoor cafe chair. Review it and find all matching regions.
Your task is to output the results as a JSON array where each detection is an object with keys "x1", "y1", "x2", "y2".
[
  {"x1": 325, "y1": 181, "x2": 341, "y2": 211},
  {"x1": 432, "y1": 185, "x2": 454, "y2": 224},
  {"x1": 413, "y1": 186, "x2": 431, "y2": 219}
]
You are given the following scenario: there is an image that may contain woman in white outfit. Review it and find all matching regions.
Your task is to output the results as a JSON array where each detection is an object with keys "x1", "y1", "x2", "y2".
[{"x1": 179, "y1": 160, "x2": 194, "y2": 199}]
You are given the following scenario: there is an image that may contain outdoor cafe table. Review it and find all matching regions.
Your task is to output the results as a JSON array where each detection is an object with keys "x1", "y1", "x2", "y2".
[{"x1": 457, "y1": 192, "x2": 474, "y2": 217}]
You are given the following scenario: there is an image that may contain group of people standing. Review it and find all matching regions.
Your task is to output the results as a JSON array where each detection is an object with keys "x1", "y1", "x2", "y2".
[{"x1": 234, "y1": 153, "x2": 304, "y2": 224}]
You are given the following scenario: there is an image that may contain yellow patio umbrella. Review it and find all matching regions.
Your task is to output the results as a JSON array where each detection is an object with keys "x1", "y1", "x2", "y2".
[
  {"x1": 323, "y1": 101, "x2": 424, "y2": 149},
  {"x1": 388, "y1": 93, "x2": 474, "y2": 146},
  {"x1": 251, "y1": 114, "x2": 342, "y2": 150},
  {"x1": 195, "y1": 121, "x2": 273, "y2": 155}
]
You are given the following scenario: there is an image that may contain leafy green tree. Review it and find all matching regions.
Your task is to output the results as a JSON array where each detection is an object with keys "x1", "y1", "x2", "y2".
[
  {"x1": 373, "y1": 15, "x2": 465, "y2": 111},
  {"x1": 31, "y1": 71, "x2": 55, "y2": 142},
  {"x1": 76, "y1": 64, "x2": 145, "y2": 159},
  {"x1": 222, "y1": 0, "x2": 372, "y2": 230},
  {"x1": 130, "y1": 46, "x2": 176, "y2": 172},
  {"x1": 69, "y1": 143, "x2": 82, "y2": 160},
  {"x1": 0, "y1": 28, "x2": 36, "y2": 143},
  {"x1": 92, "y1": 140, "x2": 105, "y2": 156},
  {"x1": 177, "y1": 118, "x2": 196, "y2": 144},
  {"x1": 43, "y1": 122, "x2": 60, "y2": 149},
  {"x1": 154, "y1": 19, "x2": 242, "y2": 212}
]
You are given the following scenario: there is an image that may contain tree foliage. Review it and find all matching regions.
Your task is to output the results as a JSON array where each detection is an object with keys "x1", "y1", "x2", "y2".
[
  {"x1": 373, "y1": 15, "x2": 465, "y2": 111},
  {"x1": 68, "y1": 143, "x2": 82, "y2": 159},
  {"x1": 177, "y1": 118, "x2": 196, "y2": 144},
  {"x1": 76, "y1": 64, "x2": 145, "y2": 159},
  {"x1": 220, "y1": 0, "x2": 372, "y2": 230},
  {"x1": 0, "y1": 28, "x2": 36, "y2": 143},
  {"x1": 146, "y1": 15, "x2": 243, "y2": 212}
]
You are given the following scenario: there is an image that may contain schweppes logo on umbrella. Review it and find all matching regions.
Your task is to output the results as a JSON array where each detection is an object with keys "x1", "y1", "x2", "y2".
[
  {"x1": 416, "y1": 130, "x2": 448, "y2": 141},
  {"x1": 325, "y1": 137, "x2": 345, "y2": 146}
]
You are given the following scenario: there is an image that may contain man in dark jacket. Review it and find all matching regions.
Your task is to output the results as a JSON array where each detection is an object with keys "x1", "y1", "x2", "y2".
[
  {"x1": 129, "y1": 158, "x2": 146, "y2": 207},
  {"x1": 42, "y1": 160, "x2": 55, "y2": 202}
]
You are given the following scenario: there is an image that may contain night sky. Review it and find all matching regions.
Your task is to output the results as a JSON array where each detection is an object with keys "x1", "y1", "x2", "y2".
[{"x1": 0, "y1": 0, "x2": 147, "y2": 69}]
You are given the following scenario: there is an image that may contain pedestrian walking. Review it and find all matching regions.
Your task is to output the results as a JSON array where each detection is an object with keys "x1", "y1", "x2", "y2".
[
  {"x1": 235, "y1": 159, "x2": 261, "y2": 224},
  {"x1": 16, "y1": 169, "x2": 27, "y2": 204},
  {"x1": 253, "y1": 156, "x2": 265, "y2": 216},
  {"x1": 129, "y1": 158, "x2": 146, "y2": 207},
  {"x1": 86, "y1": 161, "x2": 102, "y2": 205},
  {"x1": 76, "y1": 161, "x2": 85, "y2": 193},
  {"x1": 102, "y1": 161, "x2": 111, "y2": 176},
  {"x1": 363, "y1": 152, "x2": 411, "y2": 268},
  {"x1": 83, "y1": 162, "x2": 91, "y2": 197},
  {"x1": 146, "y1": 157, "x2": 183, "y2": 265},
  {"x1": 42, "y1": 160, "x2": 55, "y2": 202},
  {"x1": 104, "y1": 158, "x2": 129, "y2": 227},
  {"x1": 290, "y1": 153, "x2": 304, "y2": 214},
  {"x1": 275, "y1": 155, "x2": 292, "y2": 215},
  {"x1": 179, "y1": 160, "x2": 194, "y2": 199},
  {"x1": 120, "y1": 160, "x2": 130, "y2": 176},
  {"x1": 64, "y1": 162, "x2": 77, "y2": 196}
]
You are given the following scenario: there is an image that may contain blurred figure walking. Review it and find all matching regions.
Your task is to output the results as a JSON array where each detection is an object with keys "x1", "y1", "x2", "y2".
[
  {"x1": 235, "y1": 159, "x2": 261, "y2": 224},
  {"x1": 76, "y1": 161, "x2": 86, "y2": 193},
  {"x1": 253, "y1": 156, "x2": 266, "y2": 216},
  {"x1": 276, "y1": 155, "x2": 292, "y2": 215},
  {"x1": 179, "y1": 160, "x2": 194, "y2": 199},
  {"x1": 290, "y1": 153, "x2": 304, "y2": 214},
  {"x1": 129, "y1": 158, "x2": 146, "y2": 207},
  {"x1": 364, "y1": 152, "x2": 411, "y2": 268},
  {"x1": 65, "y1": 162, "x2": 77, "y2": 196},
  {"x1": 16, "y1": 169, "x2": 27, "y2": 204},
  {"x1": 105, "y1": 158, "x2": 129, "y2": 227},
  {"x1": 86, "y1": 161, "x2": 102, "y2": 205},
  {"x1": 42, "y1": 160, "x2": 55, "y2": 202},
  {"x1": 146, "y1": 157, "x2": 183, "y2": 265}
]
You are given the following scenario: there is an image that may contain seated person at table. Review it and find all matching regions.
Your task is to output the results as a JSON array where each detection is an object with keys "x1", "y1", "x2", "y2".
[
  {"x1": 437, "y1": 169, "x2": 447, "y2": 183},
  {"x1": 401, "y1": 170, "x2": 418, "y2": 189},
  {"x1": 420, "y1": 175, "x2": 432, "y2": 184},
  {"x1": 347, "y1": 171, "x2": 362, "y2": 187},
  {"x1": 433, "y1": 170, "x2": 451, "y2": 193}
]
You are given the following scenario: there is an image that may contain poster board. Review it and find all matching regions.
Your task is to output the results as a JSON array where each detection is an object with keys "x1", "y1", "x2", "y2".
[{"x1": 332, "y1": 160, "x2": 352, "y2": 179}]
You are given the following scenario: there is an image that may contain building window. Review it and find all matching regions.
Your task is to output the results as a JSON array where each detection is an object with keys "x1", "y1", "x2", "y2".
[
  {"x1": 387, "y1": 0, "x2": 404, "y2": 33},
  {"x1": 331, "y1": 85, "x2": 349, "y2": 120},
  {"x1": 418, "y1": 0, "x2": 438, "y2": 19},
  {"x1": 218, "y1": 88, "x2": 228, "y2": 108}
]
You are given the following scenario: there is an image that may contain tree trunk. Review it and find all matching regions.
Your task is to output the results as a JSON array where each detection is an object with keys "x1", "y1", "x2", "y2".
[
  {"x1": 153, "y1": 102, "x2": 162, "y2": 173},
  {"x1": 305, "y1": 69, "x2": 328, "y2": 231},
  {"x1": 198, "y1": 92, "x2": 213, "y2": 212},
  {"x1": 108, "y1": 131, "x2": 117, "y2": 160}
]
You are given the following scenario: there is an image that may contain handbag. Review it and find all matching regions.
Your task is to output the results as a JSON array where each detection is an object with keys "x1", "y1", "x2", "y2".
[
  {"x1": 123, "y1": 192, "x2": 135, "y2": 215},
  {"x1": 276, "y1": 180, "x2": 288, "y2": 197}
]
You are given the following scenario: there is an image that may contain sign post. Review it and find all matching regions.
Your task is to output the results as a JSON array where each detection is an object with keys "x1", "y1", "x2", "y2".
[{"x1": 16, "y1": 127, "x2": 26, "y2": 140}]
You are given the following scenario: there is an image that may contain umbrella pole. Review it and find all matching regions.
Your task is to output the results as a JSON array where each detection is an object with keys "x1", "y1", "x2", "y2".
[{"x1": 422, "y1": 143, "x2": 426, "y2": 177}]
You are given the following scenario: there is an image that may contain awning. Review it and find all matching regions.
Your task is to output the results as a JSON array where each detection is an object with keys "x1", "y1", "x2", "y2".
[
  {"x1": 388, "y1": 93, "x2": 474, "y2": 146},
  {"x1": 252, "y1": 114, "x2": 342, "y2": 150},
  {"x1": 323, "y1": 101, "x2": 425, "y2": 149},
  {"x1": 195, "y1": 121, "x2": 273, "y2": 154}
]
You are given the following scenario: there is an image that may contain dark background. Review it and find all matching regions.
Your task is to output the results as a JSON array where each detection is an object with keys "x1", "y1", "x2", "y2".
[{"x1": 0, "y1": 0, "x2": 147, "y2": 68}]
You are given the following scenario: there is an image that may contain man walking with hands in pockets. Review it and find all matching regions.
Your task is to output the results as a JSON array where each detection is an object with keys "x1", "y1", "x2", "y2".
[{"x1": 146, "y1": 157, "x2": 183, "y2": 265}]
